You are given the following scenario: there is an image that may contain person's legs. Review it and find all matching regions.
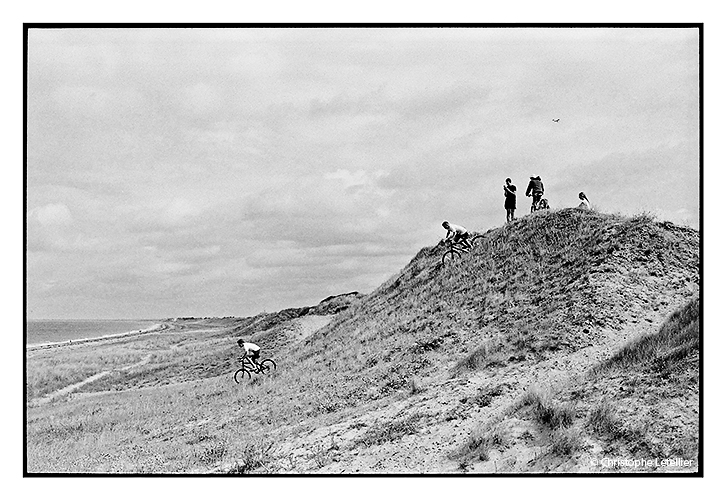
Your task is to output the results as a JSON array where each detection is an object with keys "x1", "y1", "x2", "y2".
[
  {"x1": 251, "y1": 351, "x2": 261, "y2": 369},
  {"x1": 532, "y1": 193, "x2": 542, "y2": 212}
]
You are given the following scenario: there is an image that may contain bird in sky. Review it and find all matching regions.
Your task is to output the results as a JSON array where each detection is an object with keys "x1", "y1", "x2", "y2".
[{"x1": 552, "y1": 118, "x2": 560, "y2": 122}]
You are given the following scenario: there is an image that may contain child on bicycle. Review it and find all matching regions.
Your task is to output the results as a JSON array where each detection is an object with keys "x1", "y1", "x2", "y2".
[
  {"x1": 442, "y1": 221, "x2": 472, "y2": 250},
  {"x1": 237, "y1": 339, "x2": 261, "y2": 369}
]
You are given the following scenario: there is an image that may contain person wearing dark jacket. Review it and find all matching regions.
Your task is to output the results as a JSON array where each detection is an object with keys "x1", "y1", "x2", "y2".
[
  {"x1": 503, "y1": 178, "x2": 517, "y2": 222},
  {"x1": 525, "y1": 175, "x2": 545, "y2": 212}
]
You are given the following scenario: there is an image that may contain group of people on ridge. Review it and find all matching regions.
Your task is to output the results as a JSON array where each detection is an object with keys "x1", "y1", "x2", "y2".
[
  {"x1": 441, "y1": 175, "x2": 591, "y2": 249},
  {"x1": 503, "y1": 175, "x2": 590, "y2": 222}
]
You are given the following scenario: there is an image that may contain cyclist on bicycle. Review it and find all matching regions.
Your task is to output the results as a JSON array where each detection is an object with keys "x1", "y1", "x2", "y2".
[
  {"x1": 525, "y1": 175, "x2": 545, "y2": 212},
  {"x1": 442, "y1": 221, "x2": 472, "y2": 250},
  {"x1": 237, "y1": 339, "x2": 261, "y2": 369}
]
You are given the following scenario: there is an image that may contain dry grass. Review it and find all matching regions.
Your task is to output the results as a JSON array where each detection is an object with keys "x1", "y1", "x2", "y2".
[
  {"x1": 586, "y1": 400, "x2": 623, "y2": 437},
  {"x1": 26, "y1": 345, "x2": 146, "y2": 401},
  {"x1": 353, "y1": 413, "x2": 427, "y2": 448},
  {"x1": 25, "y1": 210, "x2": 700, "y2": 473},
  {"x1": 517, "y1": 388, "x2": 577, "y2": 430},
  {"x1": 454, "y1": 419, "x2": 512, "y2": 464},
  {"x1": 550, "y1": 428, "x2": 584, "y2": 456},
  {"x1": 592, "y1": 297, "x2": 699, "y2": 376}
]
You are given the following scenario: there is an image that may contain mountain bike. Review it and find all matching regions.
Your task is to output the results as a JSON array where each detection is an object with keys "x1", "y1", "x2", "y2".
[
  {"x1": 441, "y1": 234, "x2": 483, "y2": 265},
  {"x1": 234, "y1": 356, "x2": 277, "y2": 383}
]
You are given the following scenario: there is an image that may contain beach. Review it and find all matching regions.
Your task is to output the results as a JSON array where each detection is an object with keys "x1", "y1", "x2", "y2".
[{"x1": 25, "y1": 322, "x2": 169, "y2": 351}]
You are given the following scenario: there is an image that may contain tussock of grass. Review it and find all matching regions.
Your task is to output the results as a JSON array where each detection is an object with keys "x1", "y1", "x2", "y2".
[
  {"x1": 226, "y1": 441, "x2": 274, "y2": 474},
  {"x1": 586, "y1": 400, "x2": 623, "y2": 437},
  {"x1": 453, "y1": 420, "x2": 511, "y2": 463},
  {"x1": 195, "y1": 440, "x2": 228, "y2": 467},
  {"x1": 550, "y1": 428, "x2": 584, "y2": 456},
  {"x1": 517, "y1": 388, "x2": 576, "y2": 430},
  {"x1": 451, "y1": 338, "x2": 505, "y2": 376},
  {"x1": 310, "y1": 436, "x2": 340, "y2": 469}
]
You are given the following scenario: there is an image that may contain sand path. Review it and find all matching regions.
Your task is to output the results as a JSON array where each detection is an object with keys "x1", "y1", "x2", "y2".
[{"x1": 291, "y1": 315, "x2": 334, "y2": 340}]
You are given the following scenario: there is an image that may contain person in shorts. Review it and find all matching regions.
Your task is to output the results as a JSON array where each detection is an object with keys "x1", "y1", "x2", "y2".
[
  {"x1": 237, "y1": 339, "x2": 261, "y2": 369},
  {"x1": 442, "y1": 221, "x2": 472, "y2": 250}
]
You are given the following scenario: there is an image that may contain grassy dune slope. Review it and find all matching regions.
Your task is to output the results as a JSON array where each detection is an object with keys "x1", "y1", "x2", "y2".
[
  {"x1": 25, "y1": 209, "x2": 700, "y2": 473},
  {"x1": 281, "y1": 209, "x2": 698, "y2": 406}
]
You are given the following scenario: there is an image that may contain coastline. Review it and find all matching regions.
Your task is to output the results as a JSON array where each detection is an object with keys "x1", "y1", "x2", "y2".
[{"x1": 25, "y1": 323, "x2": 171, "y2": 351}]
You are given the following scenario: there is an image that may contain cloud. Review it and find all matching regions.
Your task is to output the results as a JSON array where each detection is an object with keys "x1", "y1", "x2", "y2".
[
  {"x1": 29, "y1": 203, "x2": 73, "y2": 226},
  {"x1": 25, "y1": 28, "x2": 700, "y2": 318}
]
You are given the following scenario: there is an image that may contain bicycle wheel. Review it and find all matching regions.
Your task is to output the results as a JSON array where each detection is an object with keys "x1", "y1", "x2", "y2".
[
  {"x1": 442, "y1": 250, "x2": 459, "y2": 265},
  {"x1": 469, "y1": 235, "x2": 483, "y2": 247},
  {"x1": 234, "y1": 368, "x2": 251, "y2": 383},
  {"x1": 259, "y1": 359, "x2": 277, "y2": 375}
]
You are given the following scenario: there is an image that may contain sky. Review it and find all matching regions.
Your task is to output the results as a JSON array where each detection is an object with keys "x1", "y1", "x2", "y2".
[{"x1": 25, "y1": 27, "x2": 701, "y2": 319}]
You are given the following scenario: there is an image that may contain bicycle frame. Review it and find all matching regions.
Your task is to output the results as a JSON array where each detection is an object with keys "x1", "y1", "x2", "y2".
[
  {"x1": 446, "y1": 237, "x2": 471, "y2": 253},
  {"x1": 238, "y1": 356, "x2": 263, "y2": 373}
]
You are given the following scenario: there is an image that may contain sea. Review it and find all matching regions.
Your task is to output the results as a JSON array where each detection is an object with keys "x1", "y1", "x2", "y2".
[{"x1": 25, "y1": 319, "x2": 161, "y2": 347}]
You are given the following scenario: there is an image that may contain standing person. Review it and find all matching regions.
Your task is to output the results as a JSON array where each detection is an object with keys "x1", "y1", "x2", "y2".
[
  {"x1": 503, "y1": 178, "x2": 517, "y2": 222},
  {"x1": 525, "y1": 175, "x2": 545, "y2": 212},
  {"x1": 578, "y1": 192, "x2": 591, "y2": 210}
]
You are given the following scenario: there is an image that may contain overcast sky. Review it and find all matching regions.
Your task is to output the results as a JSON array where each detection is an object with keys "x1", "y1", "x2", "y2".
[{"x1": 26, "y1": 27, "x2": 700, "y2": 319}]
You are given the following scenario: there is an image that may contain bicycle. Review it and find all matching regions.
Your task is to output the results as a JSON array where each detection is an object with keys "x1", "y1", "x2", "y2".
[
  {"x1": 234, "y1": 356, "x2": 277, "y2": 383},
  {"x1": 529, "y1": 194, "x2": 550, "y2": 213},
  {"x1": 441, "y1": 234, "x2": 483, "y2": 265}
]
